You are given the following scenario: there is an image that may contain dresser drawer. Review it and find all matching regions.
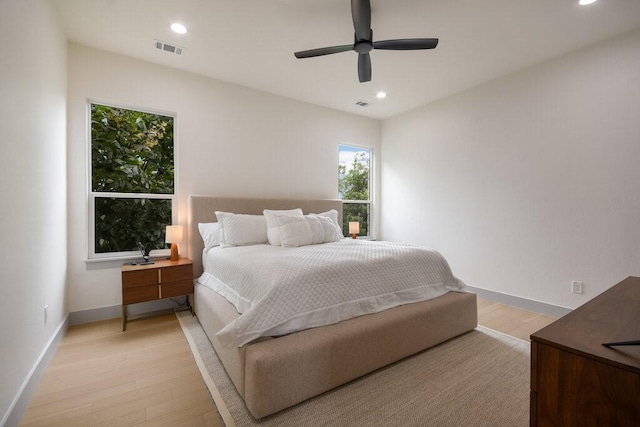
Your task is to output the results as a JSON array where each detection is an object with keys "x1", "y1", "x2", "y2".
[
  {"x1": 161, "y1": 279, "x2": 194, "y2": 299},
  {"x1": 122, "y1": 269, "x2": 158, "y2": 288},
  {"x1": 123, "y1": 285, "x2": 159, "y2": 304},
  {"x1": 160, "y1": 264, "x2": 192, "y2": 283}
]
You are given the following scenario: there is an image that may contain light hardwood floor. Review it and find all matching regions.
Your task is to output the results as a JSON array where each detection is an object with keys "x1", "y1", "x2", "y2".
[
  {"x1": 19, "y1": 313, "x2": 222, "y2": 427},
  {"x1": 477, "y1": 297, "x2": 556, "y2": 341},
  {"x1": 20, "y1": 297, "x2": 556, "y2": 426}
]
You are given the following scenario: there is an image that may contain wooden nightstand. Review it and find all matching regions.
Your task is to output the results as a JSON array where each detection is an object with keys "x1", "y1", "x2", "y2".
[{"x1": 121, "y1": 258, "x2": 194, "y2": 331}]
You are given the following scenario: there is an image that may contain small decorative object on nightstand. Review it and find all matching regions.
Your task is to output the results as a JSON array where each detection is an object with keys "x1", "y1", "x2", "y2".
[
  {"x1": 349, "y1": 221, "x2": 360, "y2": 239},
  {"x1": 165, "y1": 225, "x2": 184, "y2": 262},
  {"x1": 136, "y1": 241, "x2": 154, "y2": 265},
  {"x1": 121, "y1": 258, "x2": 193, "y2": 331}
]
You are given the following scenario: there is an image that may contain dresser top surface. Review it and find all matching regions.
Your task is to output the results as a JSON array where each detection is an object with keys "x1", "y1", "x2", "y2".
[
  {"x1": 531, "y1": 276, "x2": 640, "y2": 372},
  {"x1": 122, "y1": 257, "x2": 192, "y2": 272}
]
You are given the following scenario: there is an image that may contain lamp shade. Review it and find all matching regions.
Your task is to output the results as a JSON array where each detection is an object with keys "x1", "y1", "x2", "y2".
[
  {"x1": 165, "y1": 225, "x2": 184, "y2": 243},
  {"x1": 348, "y1": 221, "x2": 360, "y2": 235}
]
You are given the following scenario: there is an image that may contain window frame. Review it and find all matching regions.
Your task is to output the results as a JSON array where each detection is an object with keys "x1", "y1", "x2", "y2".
[
  {"x1": 338, "y1": 143, "x2": 372, "y2": 238},
  {"x1": 87, "y1": 100, "x2": 178, "y2": 260}
]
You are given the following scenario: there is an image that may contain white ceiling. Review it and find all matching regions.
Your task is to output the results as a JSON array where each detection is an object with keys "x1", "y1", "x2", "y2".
[{"x1": 53, "y1": 0, "x2": 640, "y2": 120}]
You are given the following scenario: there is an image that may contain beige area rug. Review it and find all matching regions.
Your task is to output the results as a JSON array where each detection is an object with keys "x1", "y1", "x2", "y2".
[{"x1": 177, "y1": 312, "x2": 530, "y2": 427}]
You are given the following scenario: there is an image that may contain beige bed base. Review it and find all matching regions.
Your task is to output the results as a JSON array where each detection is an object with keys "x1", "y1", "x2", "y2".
[{"x1": 187, "y1": 195, "x2": 478, "y2": 419}]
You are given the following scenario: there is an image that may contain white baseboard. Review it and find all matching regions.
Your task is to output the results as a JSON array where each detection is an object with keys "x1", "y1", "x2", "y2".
[
  {"x1": 2, "y1": 315, "x2": 69, "y2": 427},
  {"x1": 68, "y1": 304, "x2": 122, "y2": 325},
  {"x1": 465, "y1": 285, "x2": 571, "y2": 318},
  {"x1": 68, "y1": 296, "x2": 190, "y2": 325}
]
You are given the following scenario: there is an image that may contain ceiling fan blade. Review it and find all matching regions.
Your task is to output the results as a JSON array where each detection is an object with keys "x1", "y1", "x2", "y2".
[
  {"x1": 294, "y1": 44, "x2": 354, "y2": 59},
  {"x1": 351, "y1": 0, "x2": 371, "y2": 41},
  {"x1": 358, "y1": 53, "x2": 371, "y2": 83},
  {"x1": 373, "y1": 38, "x2": 439, "y2": 50}
]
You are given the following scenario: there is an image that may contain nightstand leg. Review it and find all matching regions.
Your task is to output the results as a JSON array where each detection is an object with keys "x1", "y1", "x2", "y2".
[
  {"x1": 122, "y1": 305, "x2": 126, "y2": 331},
  {"x1": 187, "y1": 295, "x2": 194, "y2": 316}
]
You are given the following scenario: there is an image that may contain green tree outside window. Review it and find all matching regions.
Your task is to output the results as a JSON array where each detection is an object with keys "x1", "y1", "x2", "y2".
[
  {"x1": 338, "y1": 145, "x2": 371, "y2": 237},
  {"x1": 90, "y1": 104, "x2": 175, "y2": 255}
]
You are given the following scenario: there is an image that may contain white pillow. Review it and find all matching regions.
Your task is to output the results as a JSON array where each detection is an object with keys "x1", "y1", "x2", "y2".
[
  {"x1": 310, "y1": 209, "x2": 343, "y2": 238},
  {"x1": 215, "y1": 212, "x2": 268, "y2": 248},
  {"x1": 263, "y1": 208, "x2": 303, "y2": 246},
  {"x1": 198, "y1": 222, "x2": 220, "y2": 251},
  {"x1": 314, "y1": 216, "x2": 342, "y2": 242},
  {"x1": 305, "y1": 216, "x2": 326, "y2": 244},
  {"x1": 275, "y1": 215, "x2": 341, "y2": 248},
  {"x1": 276, "y1": 215, "x2": 314, "y2": 248}
]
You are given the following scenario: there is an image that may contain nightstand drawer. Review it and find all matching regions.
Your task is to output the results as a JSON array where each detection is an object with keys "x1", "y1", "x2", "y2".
[
  {"x1": 122, "y1": 269, "x2": 158, "y2": 288},
  {"x1": 160, "y1": 264, "x2": 192, "y2": 282},
  {"x1": 123, "y1": 285, "x2": 159, "y2": 304},
  {"x1": 161, "y1": 279, "x2": 194, "y2": 299}
]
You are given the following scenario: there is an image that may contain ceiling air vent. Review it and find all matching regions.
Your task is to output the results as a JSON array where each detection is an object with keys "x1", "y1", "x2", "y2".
[
  {"x1": 355, "y1": 101, "x2": 371, "y2": 107},
  {"x1": 154, "y1": 40, "x2": 184, "y2": 56}
]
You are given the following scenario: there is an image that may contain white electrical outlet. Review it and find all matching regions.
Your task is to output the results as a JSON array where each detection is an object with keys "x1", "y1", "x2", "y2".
[
  {"x1": 44, "y1": 305, "x2": 48, "y2": 324},
  {"x1": 571, "y1": 281, "x2": 583, "y2": 294}
]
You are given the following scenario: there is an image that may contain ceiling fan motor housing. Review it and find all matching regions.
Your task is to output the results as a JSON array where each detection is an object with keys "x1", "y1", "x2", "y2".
[{"x1": 355, "y1": 39, "x2": 373, "y2": 54}]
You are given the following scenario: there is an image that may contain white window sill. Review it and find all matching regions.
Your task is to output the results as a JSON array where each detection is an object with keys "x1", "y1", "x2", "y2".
[{"x1": 84, "y1": 251, "x2": 171, "y2": 269}]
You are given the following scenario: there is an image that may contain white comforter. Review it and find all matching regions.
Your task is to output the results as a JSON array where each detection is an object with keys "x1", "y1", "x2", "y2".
[{"x1": 198, "y1": 239, "x2": 465, "y2": 347}]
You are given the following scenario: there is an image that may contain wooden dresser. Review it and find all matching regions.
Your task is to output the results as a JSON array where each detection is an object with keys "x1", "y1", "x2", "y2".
[
  {"x1": 121, "y1": 258, "x2": 193, "y2": 331},
  {"x1": 530, "y1": 276, "x2": 640, "y2": 426}
]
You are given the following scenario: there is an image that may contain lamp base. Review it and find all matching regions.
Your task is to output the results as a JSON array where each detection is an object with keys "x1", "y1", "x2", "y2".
[
  {"x1": 170, "y1": 243, "x2": 179, "y2": 261},
  {"x1": 351, "y1": 234, "x2": 357, "y2": 239}
]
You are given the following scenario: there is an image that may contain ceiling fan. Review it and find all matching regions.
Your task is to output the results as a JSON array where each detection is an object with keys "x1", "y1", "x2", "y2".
[{"x1": 294, "y1": 0, "x2": 438, "y2": 83}]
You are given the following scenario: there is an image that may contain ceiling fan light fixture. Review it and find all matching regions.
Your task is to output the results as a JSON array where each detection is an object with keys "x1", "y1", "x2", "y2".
[
  {"x1": 578, "y1": 0, "x2": 597, "y2": 5},
  {"x1": 171, "y1": 23, "x2": 187, "y2": 34},
  {"x1": 293, "y1": 0, "x2": 437, "y2": 83}
]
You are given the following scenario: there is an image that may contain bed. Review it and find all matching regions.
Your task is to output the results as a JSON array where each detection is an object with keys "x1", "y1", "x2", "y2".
[{"x1": 187, "y1": 195, "x2": 478, "y2": 419}]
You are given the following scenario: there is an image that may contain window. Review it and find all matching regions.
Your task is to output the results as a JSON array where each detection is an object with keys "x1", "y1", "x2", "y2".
[
  {"x1": 338, "y1": 144, "x2": 371, "y2": 237},
  {"x1": 89, "y1": 103, "x2": 175, "y2": 259}
]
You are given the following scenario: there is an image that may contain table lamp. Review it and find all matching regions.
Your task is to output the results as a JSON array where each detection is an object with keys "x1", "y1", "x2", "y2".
[
  {"x1": 349, "y1": 221, "x2": 360, "y2": 239},
  {"x1": 165, "y1": 225, "x2": 184, "y2": 261}
]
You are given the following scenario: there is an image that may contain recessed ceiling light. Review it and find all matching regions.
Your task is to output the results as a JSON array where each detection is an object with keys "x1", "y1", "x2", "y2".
[
  {"x1": 579, "y1": 0, "x2": 597, "y2": 5},
  {"x1": 171, "y1": 23, "x2": 187, "y2": 34},
  {"x1": 376, "y1": 92, "x2": 387, "y2": 99}
]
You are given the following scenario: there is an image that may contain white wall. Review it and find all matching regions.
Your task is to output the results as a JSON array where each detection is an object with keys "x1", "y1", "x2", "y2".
[
  {"x1": 67, "y1": 44, "x2": 380, "y2": 313},
  {"x1": 381, "y1": 30, "x2": 640, "y2": 309},
  {"x1": 0, "y1": 1, "x2": 68, "y2": 424}
]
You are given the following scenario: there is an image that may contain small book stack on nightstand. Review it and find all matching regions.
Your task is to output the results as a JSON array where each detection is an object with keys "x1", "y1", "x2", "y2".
[{"x1": 121, "y1": 258, "x2": 194, "y2": 331}]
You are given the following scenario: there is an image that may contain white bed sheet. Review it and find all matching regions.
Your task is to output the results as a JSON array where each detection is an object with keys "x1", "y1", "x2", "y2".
[{"x1": 198, "y1": 239, "x2": 465, "y2": 347}]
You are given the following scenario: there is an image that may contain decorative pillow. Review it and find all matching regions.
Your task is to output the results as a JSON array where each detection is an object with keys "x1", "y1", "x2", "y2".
[
  {"x1": 198, "y1": 222, "x2": 220, "y2": 251},
  {"x1": 275, "y1": 215, "x2": 314, "y2": 248},
  {"x1": 215, "y1": 212, "x2": 268, "y2": 248},
  {"x1": 305, "y1": 216, "x2": 326, "y2": 244},
  {"x1": 275, "y1": 215, "x2": 341, "y2": 248},
  {"x1": 314, "y1": 216, "x2": 342, "y2": 242},
  {"x1": 263, "y1": 208, "x2": 303, "y2": 246},
  {"x1": 310, "y1": 209, "x2": 343, "y2": 238}
]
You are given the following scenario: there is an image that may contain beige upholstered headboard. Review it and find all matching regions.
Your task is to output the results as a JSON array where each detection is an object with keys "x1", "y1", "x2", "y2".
[{"x1": 187, "y1": 195, "x2": 343, "y2": 276}]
